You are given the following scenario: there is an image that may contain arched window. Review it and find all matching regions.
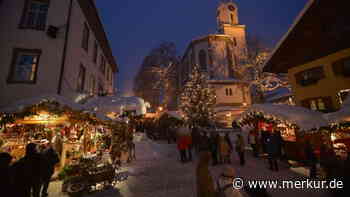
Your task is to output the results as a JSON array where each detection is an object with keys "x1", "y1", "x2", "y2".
[
  {"x1": 229, "y1": 88, "x2": 233, "y2": 96},
  {"x1": 199, "y1": 50, "x2": 207, "y2": 71}
]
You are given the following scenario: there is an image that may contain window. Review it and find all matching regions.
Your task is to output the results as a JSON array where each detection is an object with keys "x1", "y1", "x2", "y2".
[
  {"x1": 77, "y1": 64, "x2": 86, "y2": 92},
  {"x1": 82, "y1": 23, "x2": 90, "y2": 51},
  {"x1": 302, "y1": 97, "x2": 333, "y2": 112},
  {"x1": 295, "y1": 66, "x2": 325, "y2": 86},
  {"x1": 100, "y1": 55, "x2": 106, "y2": 73},
  {"x1": 310, "y1": 100, "x2": 317, "y2": 110},
  {"x1": 225, "y1": 88, "x2": 229, "y2": 96},
  {"x1": 20, "y1": 0, "x2": 49, "y2": 30},
  {"x1": 199, "y1": 50, "x2": 207, "y2": 71},
  {"x1": 332, "y1": 57, "x2": 350, "y2": 77},
  {"x1": 93, "y1": 41, "x2": 98, "y2": 63},
  {"x1": 7, "y1": 48, "x2": 41, "y2": 83},
  {"x1": 229, "y1": 88, "x2": 233, "y2": 96}
]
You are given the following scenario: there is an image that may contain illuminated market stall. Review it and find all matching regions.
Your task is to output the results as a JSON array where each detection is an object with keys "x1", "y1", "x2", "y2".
[
  {"x1": 324, "y1": 96, "x2": 350, "y2": 159},
  {"x1": 236, "y1": 104, "x2": 329, "y2": 161},
  {"x1": 0, "y1": 95, "x2": 111, "y2": 169}
]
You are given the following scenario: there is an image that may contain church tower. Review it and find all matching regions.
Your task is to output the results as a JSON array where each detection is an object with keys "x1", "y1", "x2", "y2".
[{"x1": 217, "y1": 1, "x2": 247, "y2": 61}]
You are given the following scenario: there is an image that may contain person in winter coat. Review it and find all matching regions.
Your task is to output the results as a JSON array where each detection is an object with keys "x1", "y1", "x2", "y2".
[
  {"x1": 40, "y1": 144, "x2": 60, "y2": 197},
  {"x1": 216, "y1": 166, "x2": 242, "y2": 197},
  {"x1": 235, "y1": 134, "x2": 245, "y2": 166},
  {"x1": 177, "y1": 135, "x2": 188, "y2": 163},
  {"x1": 265, "y1": 132, "x2": 279, "y2": 171},
  {"x1": 304, "y1": 140, "x2": 317, "y2": 178},
  {"x1": 248, "y1": 130, "x2": 258, "y2": 158},
  {"x1": 210, "y1": 133, "x2": 219, "y2": 166},
  {"x1": 184, "y1": 134, "x2": 193, "y2": 161},
  {"x1": 196, "y1": 151, "x2": 215, "y2": 197},
  {"x1": 12, "y1": 143, "x2": 45, "y2": 197},
  {"x1": 0, "y1": 152, "x2": 13, "y2": 196},
  {"x1": 218, "y1": 136, "x2": 231, "y2": 164}
]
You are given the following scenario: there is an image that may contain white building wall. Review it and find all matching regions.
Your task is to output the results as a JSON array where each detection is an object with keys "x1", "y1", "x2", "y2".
[
  {"x1": 0, "y1": 0, "x2": 115, "y2": 107},
  {"x1": 0, "y1": 0, "x2": 69, "y2": 106}
]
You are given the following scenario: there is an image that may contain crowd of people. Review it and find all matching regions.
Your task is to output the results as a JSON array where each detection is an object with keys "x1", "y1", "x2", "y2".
[{"x1": 0, "y1": 143, "x2": 59, "y2": 197}]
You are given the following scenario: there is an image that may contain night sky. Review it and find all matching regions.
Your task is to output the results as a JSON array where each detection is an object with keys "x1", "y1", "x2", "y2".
[{"x1": 95, "y1": 0, "x2": 307, "y2": 96}]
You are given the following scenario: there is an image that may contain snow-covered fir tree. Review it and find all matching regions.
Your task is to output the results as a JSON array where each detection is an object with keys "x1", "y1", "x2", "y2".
[{"x1": 180, "y1": 64, "x2": 216, "y2": 127}]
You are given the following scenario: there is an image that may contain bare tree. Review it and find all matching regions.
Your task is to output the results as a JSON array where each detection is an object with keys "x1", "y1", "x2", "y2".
[{"x1": 133, "y1": 41, "x2": 179, "y2": 110}]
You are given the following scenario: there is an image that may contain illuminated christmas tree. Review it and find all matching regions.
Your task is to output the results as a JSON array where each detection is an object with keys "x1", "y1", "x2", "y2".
[{"x1": 180, "y1": 64, "x2": 216, "y2": 127}]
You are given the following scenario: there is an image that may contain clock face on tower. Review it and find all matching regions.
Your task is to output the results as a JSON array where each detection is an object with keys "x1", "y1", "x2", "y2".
[{"x1": 228, "y1": 5, "x2": 235, "y2": 11}]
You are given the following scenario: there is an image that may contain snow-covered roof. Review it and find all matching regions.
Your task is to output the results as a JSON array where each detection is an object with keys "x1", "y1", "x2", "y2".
[
  {"x1": 237, "y1": 104, "x2": 329, "y2": 131},
  {"x1": 264, "y1": 87, "x2": 293, "y2": 103},
  {"x1": 0, "y1": 94, "x2": 84, "y2": 113},
  {"x1": 324, "y1": 96, "x2": 350, "y2": 124},
  {"x1": 84, "y1": 96, "x2": 147, "y2": 115}
]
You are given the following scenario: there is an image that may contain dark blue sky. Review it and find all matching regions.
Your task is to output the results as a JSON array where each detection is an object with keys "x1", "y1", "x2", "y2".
[{"x1": 95, "y1": 0, "x2": 307, "y2": 96}]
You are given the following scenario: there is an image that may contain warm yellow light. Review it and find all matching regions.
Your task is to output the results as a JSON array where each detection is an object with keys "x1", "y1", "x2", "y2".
[
  {"x1": 158, "y1": 107, "x2": 163, "y2": 111},
  {"x1": 331, "y1": 134, "x2": 336, "y2": 141},
  {"x1": 243, "y1": 102, "x2": 247, "y2": 106}
]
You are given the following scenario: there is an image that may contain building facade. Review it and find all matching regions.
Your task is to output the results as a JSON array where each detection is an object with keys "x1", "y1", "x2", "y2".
[
  {"x1": 264, "y1": 0, "x2": 350, "y2": 113},
  {"x1": 177, "y1": 1, "x2": 251, "y2": 126},
  {"x1": 0, "y1": 0, "x2": 118, "y2": 107}
]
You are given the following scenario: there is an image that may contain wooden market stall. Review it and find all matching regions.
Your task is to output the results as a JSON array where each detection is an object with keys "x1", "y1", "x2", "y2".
[
  {"x1": 236, "y1": 104, "x2": 329, "y2": 162},
  {"x1": 0, "y1": 95, "x2": 112, "y2": 169},
  {"x1": 324, "y1": 96, "x2": 350, "y2": 159}
]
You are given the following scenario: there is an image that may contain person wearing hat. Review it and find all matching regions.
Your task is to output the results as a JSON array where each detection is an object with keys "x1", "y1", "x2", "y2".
[{"x1": 216, "y1": 165, "x2": 242, "y2": 197}]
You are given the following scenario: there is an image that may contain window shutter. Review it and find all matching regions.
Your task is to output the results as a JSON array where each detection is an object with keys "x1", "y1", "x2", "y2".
[
  {"x1": 322, "y1": 96, "x2": 334, "y2": 112},
  {"x1": 332, "y1": 60, "x2": 344, "y2": 76},
  {"x1": 301, "y1": 99, "x2": 310, "y2": 109},
  {"x1": 295, "y1": 72, "x2": 303, "y2": 85}
]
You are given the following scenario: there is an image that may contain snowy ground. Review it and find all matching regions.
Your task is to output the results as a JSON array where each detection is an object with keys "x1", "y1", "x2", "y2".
[{"x1": 49, "y1": 133, "x2": 330, "y2": 197}]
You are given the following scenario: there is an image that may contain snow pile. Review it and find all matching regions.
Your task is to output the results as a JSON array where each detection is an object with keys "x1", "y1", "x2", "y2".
[
  {"x1": 237, "y1": 104, "x2": 329, "y2": 131},
  {"x1": 0, "y1": 94, "x2": 84, "y2": 113},
  {"x1": 324, "y1": 96, "x2": 350, "y2": 123}
]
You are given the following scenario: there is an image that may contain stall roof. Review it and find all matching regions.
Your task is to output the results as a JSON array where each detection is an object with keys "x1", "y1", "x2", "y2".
[
  {"x1": 324, "y1": 97, "x2": 350, "y2": 123},
  {"x1": 237, "y1": 104, "x2": 329, "y2": 131},
  {"x1": 165, "y1": 111, "x2": 183, "y2": 120},
  {"x1": 0, "y1": 94, "x2": 84, "y2": 113}
]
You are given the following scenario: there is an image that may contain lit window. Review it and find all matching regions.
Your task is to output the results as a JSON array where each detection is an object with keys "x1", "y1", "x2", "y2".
[
  {"x1": 310, "y1": 100, "x2": 317, "y2": 110},
  {"x1": 317, "y1": 99, "x2": 326, "y2": 110},
  {"x1": 20, "y1": 0, "x2": 49, "y2": 30},
  {"x1": 7, "y1": 48, "x2": 41, "y2": 83}
]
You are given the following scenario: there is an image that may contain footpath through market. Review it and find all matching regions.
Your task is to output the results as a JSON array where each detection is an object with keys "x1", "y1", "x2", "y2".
[{"x1": 48, "y1": 132, "x2": 330, "y2": 197}]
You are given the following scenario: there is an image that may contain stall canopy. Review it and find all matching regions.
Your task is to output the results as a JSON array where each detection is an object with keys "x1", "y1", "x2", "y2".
[
  {"x1": 237, "y1": 104, "x2": 329, "y2": 131},
  {"x1": 0, "y1": 94, "x2": 84, "y2": 113},
  {"x1": 165, "y1": 111, "x2": 183, "y2": 120},
  {"x1": 324, "y1": 97, "x2": 350, "y2": 124}
]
